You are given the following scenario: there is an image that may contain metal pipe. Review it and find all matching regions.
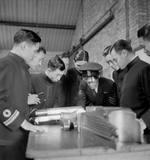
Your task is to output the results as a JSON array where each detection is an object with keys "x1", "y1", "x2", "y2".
[
  {"x1": 0, "y1": 20, "x2": 76, "y2": 30},
  {"x1": 81, "y1": 14, "x2": 114, "y2": 46},
  {"x1": 125, "y1": 0, "x2": 130, "y2": 40},
  {"x1": 69, "y1": 13, "x2": 114, "y2": 56}
]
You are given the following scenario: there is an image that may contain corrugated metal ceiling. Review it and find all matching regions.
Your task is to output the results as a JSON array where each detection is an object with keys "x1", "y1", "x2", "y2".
[{"x1": 0, "y1": 0, "x2": 81, "y2": 51}]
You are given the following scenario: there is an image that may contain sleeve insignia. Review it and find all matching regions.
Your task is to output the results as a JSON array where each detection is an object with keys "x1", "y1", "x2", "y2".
[{"x1": 3, "y1": 109, "x2": 11, "y2": 118}]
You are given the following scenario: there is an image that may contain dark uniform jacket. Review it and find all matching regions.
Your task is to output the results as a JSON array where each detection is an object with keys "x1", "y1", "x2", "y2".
[
  {"x1": 0, "y1": 53, "x2": 31, "y2": 146},
  {"x1": 112, "y1": 68, "x2": 127, "y2": 99},
  {"x1": 120, "y1": 57, "x2": 150, "y2": 128},
  {"x1": 58, "y1": 68, "x2": 84, "y2": 107},
  {"x1": 31, "y1": 73, "x2": 59, "y2": 109},
  {"x1": 79, "y1": 77, "x2": 119, "y2": 108}
]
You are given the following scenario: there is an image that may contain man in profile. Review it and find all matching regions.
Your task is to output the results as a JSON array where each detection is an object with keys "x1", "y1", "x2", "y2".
[
  {"x1": 0, "y1": 29, "x2": 48, "y2": 160},
  {"x1": 103, "y1": 45, "x2": 127, "y2": 99},
  {"x1": 137, "y1": 24, "x2": 150, "y2": 64},
  {"x1": 137, "y1": 24, "x2": 150, "y2": 56},
  {"x1": 110, "y1": 39, "x2": 150, "y2": 131},
  {"x1": 58, "y1": 52, "x2": 70, "y2": 75}
]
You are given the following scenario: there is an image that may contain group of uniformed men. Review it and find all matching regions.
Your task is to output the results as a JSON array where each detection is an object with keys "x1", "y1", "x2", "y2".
[{"x1": 0, "y1": 24, "x2": 150, "y2": 160}]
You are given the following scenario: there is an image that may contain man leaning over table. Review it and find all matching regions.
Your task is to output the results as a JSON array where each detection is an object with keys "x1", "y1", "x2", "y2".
[
  {"x1": 79, "y1": 62, "x2": 119, "y2": 108},
  {"x1": 31, "y1": 55, "x2": 65, "y2": 109}
]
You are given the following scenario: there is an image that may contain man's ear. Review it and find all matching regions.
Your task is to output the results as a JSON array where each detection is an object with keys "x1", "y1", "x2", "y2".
[
  {"x1": 122, "y1": 49, "x2": 128, "y2": 56},
  {"x1": 99, "y1": 70, "x2": 103, "y2": 78},
  {"x1": 20, "y1": 42, "x2": 26, "y2": 50},
  {"x1": 45, "y1": 68, "x2": 50, "y2": 77},
  {"x1": 46, "y1": 68, "x2": 50, "y2": 72}
]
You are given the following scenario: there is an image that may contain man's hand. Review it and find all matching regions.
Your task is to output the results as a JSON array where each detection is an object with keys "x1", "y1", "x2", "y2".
[
  {"x1": 21, "y1": 120, "x2": 49, "y2": 133},
  {"x1": 33, "y1": 125, "x2": 49, "y2": 133},
  {"x1": 28, "y1": 93, "x2": 40, "y2": 105}
]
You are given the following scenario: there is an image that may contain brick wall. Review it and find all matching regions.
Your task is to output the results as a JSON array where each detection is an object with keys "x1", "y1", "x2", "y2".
[
  {"x1": 0, "y1": 0, "x2": 149, "y2": 77},
  {"x1": 72, "y1": 0, "x2": 150, "y2": 78},
  {"x1": 0, "y1": 49, "x2": 9, "y2": 58}
]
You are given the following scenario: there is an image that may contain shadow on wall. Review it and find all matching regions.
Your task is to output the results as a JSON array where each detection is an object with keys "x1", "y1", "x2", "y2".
[{"x1": 0, "y1": 50, "x2": 9, "y2": 58}]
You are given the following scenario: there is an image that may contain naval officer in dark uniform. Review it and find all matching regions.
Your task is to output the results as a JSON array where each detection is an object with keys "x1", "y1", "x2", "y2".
[
  {"x1": 79, "y1": 62, "x2": 119, "y2": 108},
  {"x1": 0, "y1": 29, "x2": 48, "y2": 160},
  {"x1": 103, "y1": 45, "x2": 127, "y2": 100},
  {"x1": 110, "y1": 39, "x2": 150, "y2": 129},
  {"x1": 58, "y1": 50, "x2": 89, "y2": 107}
]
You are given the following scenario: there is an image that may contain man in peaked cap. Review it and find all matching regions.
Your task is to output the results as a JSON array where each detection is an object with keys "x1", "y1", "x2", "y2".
[
  {"x1": 79, "y1": 62, "x2": 119, "y2": 108},
  {"x1": 79, "y1": 62, "x2": 102, "y2": 71}
]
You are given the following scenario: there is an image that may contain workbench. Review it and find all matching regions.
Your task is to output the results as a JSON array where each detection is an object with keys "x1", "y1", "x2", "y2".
[{"x1": 26, "y1": 125, "x2": 150, "y2": 160}]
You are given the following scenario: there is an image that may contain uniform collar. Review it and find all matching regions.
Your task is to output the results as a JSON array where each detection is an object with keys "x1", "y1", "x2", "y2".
[
  {"x1": 126, "y1": 56, "x2": 140, "y2": 71},
  {"x1": 42, "y1": 73, "x2": 54, "y2": 83},
  {"x1": 9, "y1": 52, "x2": 30, "y2": 70}
]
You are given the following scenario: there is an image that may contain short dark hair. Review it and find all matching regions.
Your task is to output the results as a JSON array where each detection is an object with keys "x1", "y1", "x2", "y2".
[
  {"x1": 14, "y1": 29, "x2": 41, "y2": 44},
  {"x1": 103, "y1": 45, "x2": 112, "y2": 57},
  {"x1": 48, "y1": 55, "x2": 65, "y2": 71},
  {"x1": 59, "y1": 52, "x2": 70, "y2": 59},
  {"x1": 37, "y1": 46, "x2": 46, "y2": 54},
  {"x1": 137, "y1": 24, "x2": 150, "y2": 40},
  {"x1": 74, "y1": 49, "x2": 89, "y2": 62},
  {"x1": 110, "y1": 39, "x2": 133, "y2": 53}
]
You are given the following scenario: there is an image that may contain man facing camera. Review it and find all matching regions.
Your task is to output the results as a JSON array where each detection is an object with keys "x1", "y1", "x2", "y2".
[
  {"x1": 79, "y1": 62, "x2": 119, "y2": 108},
  {"x1": 110, "y1": 39, "x2": 150, "y2": 130}
]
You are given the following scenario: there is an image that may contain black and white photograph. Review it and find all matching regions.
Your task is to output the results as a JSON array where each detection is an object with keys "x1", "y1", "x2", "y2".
[{"x1": 0, "y1": 0, "x2": 150, "y2": 160}]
